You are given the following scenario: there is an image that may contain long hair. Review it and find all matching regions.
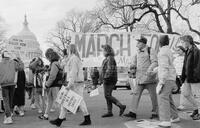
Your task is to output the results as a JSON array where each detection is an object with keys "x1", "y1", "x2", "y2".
[
  {"x1": 101, "y1": 44, "x2": 115, "y2": 57},
  {"x1": 159, "y1": 35, "x2": 169, "y2": 47},
  {"x1": 45, "y1": 48, "x2": 60, "y2": 63},
  {"x1": 69, "y1": 44, "x2": 81, "y2": 59}
]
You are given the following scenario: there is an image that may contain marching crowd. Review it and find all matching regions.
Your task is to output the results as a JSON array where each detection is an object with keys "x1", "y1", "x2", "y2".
[{"x1": 0, "y1": 34, "x2": 200, "y2": 128}]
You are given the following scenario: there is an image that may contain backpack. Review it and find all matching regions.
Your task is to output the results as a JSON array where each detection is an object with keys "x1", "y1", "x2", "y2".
[{"x1": 52, "y1": 64, "x2": 66, "y2": 87}]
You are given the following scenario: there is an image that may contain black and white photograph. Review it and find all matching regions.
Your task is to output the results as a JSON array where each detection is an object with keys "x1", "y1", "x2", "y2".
[{"x1": 0, "y1": 0, "x2": 200, "y2": 128}]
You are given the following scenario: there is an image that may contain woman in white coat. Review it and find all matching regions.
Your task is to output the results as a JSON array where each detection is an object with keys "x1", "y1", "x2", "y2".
[{"x1": 49, "y1": 44, "x2": 91, "y2": 127}]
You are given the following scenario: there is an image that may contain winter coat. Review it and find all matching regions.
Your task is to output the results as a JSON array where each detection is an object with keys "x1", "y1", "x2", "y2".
[
  {"x1": 158, "y1": 46, "x2": 176, "y2": 84},
  {"x1": 101, "y1": 55, "x2": 118, "y2": 85},
  {"x1": 181, "y1": 45, "x2": 200, "y2": 83}
]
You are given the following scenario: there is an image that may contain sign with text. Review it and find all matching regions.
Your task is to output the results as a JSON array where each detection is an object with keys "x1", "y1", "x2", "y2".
[
  {"x1": 56, "y1": 87, "x2": 83, "y2": 114},
  {"x1": 5, "y1": 36, "x2": 42, "y2": 66},
  {"x1": 62, "y1": 90, "x2": 83, "y2": 114},
  {"x1": 71, "y1": 32, "x2": 180, "y2": 67}
]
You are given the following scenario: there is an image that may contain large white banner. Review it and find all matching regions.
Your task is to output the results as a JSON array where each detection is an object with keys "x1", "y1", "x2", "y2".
[{"x1": 71, "y1": 32, "x2": 180, "y2": 67}]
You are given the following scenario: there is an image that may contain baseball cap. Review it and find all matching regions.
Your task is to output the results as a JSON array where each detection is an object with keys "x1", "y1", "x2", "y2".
[{"x1": 136, "y1": 36, "x2": 147, "y2": 44}]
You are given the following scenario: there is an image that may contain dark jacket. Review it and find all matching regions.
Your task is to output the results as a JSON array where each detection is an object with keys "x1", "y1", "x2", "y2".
[
  {"x1": 46, "y1": 61, "x2": 62, "y2": 88},
  {"x1": 101, "y1": 56, "x2": 118, "y2": 85},
  {"x1": 91, "y1": 68, "x2": 99, "y2": 85},
  {"x1": 182, "y1": 45, "x2": 200, "y2": 83}
]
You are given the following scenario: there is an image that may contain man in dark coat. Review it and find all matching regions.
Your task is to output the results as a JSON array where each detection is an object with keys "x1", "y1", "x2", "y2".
[{"x1": 180, "y1": 35, "x2": 200, "y2": 120}]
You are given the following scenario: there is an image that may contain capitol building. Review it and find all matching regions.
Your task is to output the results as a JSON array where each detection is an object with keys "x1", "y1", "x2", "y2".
[{"x1": 5, "y1": 15, "x2": 42, "y2": 66}]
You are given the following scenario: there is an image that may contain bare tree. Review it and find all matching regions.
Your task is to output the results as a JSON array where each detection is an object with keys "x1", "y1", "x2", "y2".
[
  {"x1": 47, "y1": 9, "x2": 102, "y2": 54},
  {"x1": 96, "y1": 0, "x2": 200, "y2": 37}
]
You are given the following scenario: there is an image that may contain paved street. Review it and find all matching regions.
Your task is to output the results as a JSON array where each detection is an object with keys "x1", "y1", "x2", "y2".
[{"x1": 0, "y1": 89, "x2": 200, "y2": 128}]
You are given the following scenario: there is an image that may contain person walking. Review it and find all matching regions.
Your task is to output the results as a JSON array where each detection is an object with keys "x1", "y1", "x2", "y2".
[
  {"x1": 100, "y1": 44, "x2": 126, "y2": 118},
  {"x1": 124, "y1": 36, "x2": 158, "y2": 120},
  {"x1": 179, "y1": 35, "x2": 200, "y2": 120},
  {"x1": 91, "y1": 67, "x2": 99, "y2": 89},
  {"x1": 49, "y1": 44, "x2": 91, "y2": 127},
  {"x1": 0, "y1": 51, "x2": 20, "y2": 124},
  {"x1": 173, "y1": 46, "x2": 188, "y2": 110},
  {"x1": 30, "y1": 57, "x2": 46, "y2": 114},
  {"x1": 39, "y1": 49, "x2": 60, "y2": 120},
  {"x1": 13, "y1": 58, "x2": 26, "y2": 117},
  {"x1": 156, "y1": 35, "x2": 180, "y2": 127}
]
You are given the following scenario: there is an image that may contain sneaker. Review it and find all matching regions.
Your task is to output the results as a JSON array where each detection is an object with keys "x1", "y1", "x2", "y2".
[
  {"x1": 124, "y1": 111, "x2": 137, "y2": 119},
  {"x1": 19, "y1": 111, "x2": 25, "y2": 117},
  {"x1": 3, "y1": 117, "x2": 13, "y2": 124},
  {"x1": 101, "y1": 113, "x2": 113, "y2": 118},
  {"x1": 38, "y1": 115, "x2": 48, "y2": 120},
  {"x1": 38, "y1": 109, "x2": 43, "y2": 114},
  {"x1": 190, "y1": 109, "x2": 198, "y2": 118},
  {"x1": 177, "y1": 105, "x2": 186, "y2": 111},
  {"x1": 170, "y1": 117, "x2": 180, "y2": 123},
  {"x1": 31, "y1": 104, "x2": 36, "y2": 109},
  {"x1": 192, "y1": 114, "x2": 200, "y2": 120},
  {"x1": 158, "y1": 121, "x2": 171, "y2": 128}
]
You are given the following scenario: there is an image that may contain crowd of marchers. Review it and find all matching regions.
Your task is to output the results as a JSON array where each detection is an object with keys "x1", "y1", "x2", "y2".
[{"x1": 0, "y1": 34, "x2": 200, "y2": 128}]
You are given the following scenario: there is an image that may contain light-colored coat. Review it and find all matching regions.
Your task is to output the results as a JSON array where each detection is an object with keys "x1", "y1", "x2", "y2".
[
  {"x1": 66, "y1": 54, "x2": 84, "y2": 87},
  {"x1": 0, "y1": 59, "x2": 19, "y2": 87},
  {"x1": 132, "y1": 46, "x2": 158, "y2": 84},
  {"x1": 158, "y1": 46, "x2": 176, "y2": 84}
]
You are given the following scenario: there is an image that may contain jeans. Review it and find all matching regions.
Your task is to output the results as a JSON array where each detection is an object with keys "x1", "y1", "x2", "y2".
[
  {"x1": 2, "y1": 85, "x2": 15, "y2": 117},
  {"x1": 130, "y1": 83, "x2": 158, "y2": 115},
  {"x1": 44, "y1": 87, "x2": 59, "y2": 116},
  {"x1": 158, "y1": 80, "x2": 178, "y2": 121},
  {"x1": 181, "y1": 81, "x2": 200, "y2": 110},
  {"x1": 103, "y1": 84, "x2": 123, "y2": 113}
]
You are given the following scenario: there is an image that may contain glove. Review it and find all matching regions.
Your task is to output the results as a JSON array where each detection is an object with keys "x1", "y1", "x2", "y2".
[{"x1": 156, "y1": 82, "x2": 164, "y2": 94}]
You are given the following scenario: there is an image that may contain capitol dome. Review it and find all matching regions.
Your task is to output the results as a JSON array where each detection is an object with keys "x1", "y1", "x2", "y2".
[
  {"x1": 6, "y1": 15, "x2": 42, "y2": 66},
  {"x1": 16, "y1": 15, "x2": 40, "y2": 47}
]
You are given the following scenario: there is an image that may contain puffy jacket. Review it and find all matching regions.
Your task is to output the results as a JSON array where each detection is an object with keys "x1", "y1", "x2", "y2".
[
  {"x1": 0, "y1": 58, "x2": 20, "y2": 87},
  {"x1": 158, "y1": 46, "x2": 176, "y2": 84}
]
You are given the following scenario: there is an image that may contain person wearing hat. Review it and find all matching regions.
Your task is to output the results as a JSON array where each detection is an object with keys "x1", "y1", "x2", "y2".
[
  {"x1": 124, "y1": 36, "x2": 158, "y2": 120},
  {"x1": 179, "y1": 35, "x2": 200, "y2": 120},
  {"x1": 0, "y1": 51, "x2": 20, "y2": 124},
  {"x1": 156, "y1": 35, "x2": 180, "y2": 127}
]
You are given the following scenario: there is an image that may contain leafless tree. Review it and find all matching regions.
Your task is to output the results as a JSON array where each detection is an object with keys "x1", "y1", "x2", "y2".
[
  {"x1": 96, "y1": 0, "x2": 200, "y2": 37},
  {"x1": 47, "y1": 9, "x2": 102, "y2": 55}
]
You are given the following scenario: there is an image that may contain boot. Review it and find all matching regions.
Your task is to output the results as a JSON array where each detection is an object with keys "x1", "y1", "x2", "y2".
[
  {"x1": 124, "y1": 111, "x2": 136, "y2": 119},
  {"x1": 119, "y1": 105, "x2": 126, "y2": 116},
  {"x1": 190, "y1": 109, "x2": 198, "y2": 118},
  {"x1": 79, "y1": 115, "x2": 91, "y2": 126},
  {"x1": 49, "y1": 118, "x2": 65, "y2": 127}
]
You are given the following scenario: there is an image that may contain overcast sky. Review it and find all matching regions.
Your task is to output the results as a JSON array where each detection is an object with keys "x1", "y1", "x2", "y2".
[
  {"x1": 1, "y1": 0, "x2": 200, "y2": 52},
  {"x1": 0, "y1": 0, "x2": 98, "y2": 51}
]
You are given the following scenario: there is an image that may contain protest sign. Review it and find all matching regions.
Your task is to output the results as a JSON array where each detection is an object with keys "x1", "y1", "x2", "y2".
[
  {"x1": 90, "y1": 88, "x2": 99, "y2": 97},
  {"x1": 62, "y1": 90, "x2": 83, "y2": 114},
  {"x1": 56, "y1": 86, "x2": 67, "y2": 105}
]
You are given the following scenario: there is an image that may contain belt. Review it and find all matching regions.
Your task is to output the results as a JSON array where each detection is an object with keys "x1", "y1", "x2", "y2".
[{"x1": 74, "y1": 81, "x2": 84, "y2": 83}]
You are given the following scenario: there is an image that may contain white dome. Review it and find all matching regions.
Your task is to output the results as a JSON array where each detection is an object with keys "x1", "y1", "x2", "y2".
[{"x1": 17, "y1": 15, "x2": 37, "y2": 41}]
